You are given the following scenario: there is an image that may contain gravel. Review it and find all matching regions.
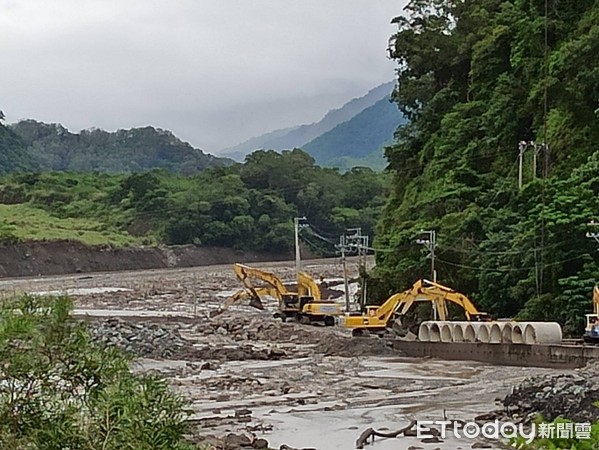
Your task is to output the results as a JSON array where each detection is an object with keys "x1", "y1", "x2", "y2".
[
  {"x1": 85, "y1": 314, "x2": 403, "y2": 362},
  {"x1": 501, "y1": 362, "x2": 599, "y2": 422}
]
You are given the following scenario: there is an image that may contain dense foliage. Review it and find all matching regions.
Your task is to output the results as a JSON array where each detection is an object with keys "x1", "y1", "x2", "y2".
[
  {"x1": 0, "y1": 123, "x2": 34, "y2": 174},
  {"x1": 0, "y1": 295, "x2": 198, "y2": 450},
  {"x1": 9, "y1": 120, "x2": 231, "y2": 175},
  {"x1": 374, "y1": 0, "x2": 599, "y2": 335},
  {"x1": 0, "y1": 149, "x2": 388, "y2": 252}
]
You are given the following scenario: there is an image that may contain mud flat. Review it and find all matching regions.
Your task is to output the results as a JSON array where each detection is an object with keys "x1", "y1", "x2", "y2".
[{"x1": 0, "y1": 258, "x2": 571, "y2": 449}]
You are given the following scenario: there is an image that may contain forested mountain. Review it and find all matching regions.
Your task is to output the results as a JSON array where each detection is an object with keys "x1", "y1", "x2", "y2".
[
  {"x1": 302, "y1": 96, "x2": 405, "y2": 170},
  {"x1": 372, "y1": 0, "x2": 599, "y2": 335},
  {"x1": 9, "y1": 120, "x2": 231, "y2": 175},
  {"x1": 0, "y1": 122, "x2": 35, "y2": 174},
  {"x1": 221, "y1": 82, "x2": 394, "y2": 161}
]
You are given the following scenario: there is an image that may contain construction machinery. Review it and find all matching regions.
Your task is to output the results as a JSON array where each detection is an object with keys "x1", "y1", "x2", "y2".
[
  {"x1": 584, "y1": 286, "x2": 599, "y2": 342},
  {"x1": 342, "y1": 278, "x2": 492, "y2": 336},
  {"x1": 224, "y1": 263, "x2": 341, "y2": 326},
  {"x1": 219, "y1": 286, "x2": 272, "y2": 312}
]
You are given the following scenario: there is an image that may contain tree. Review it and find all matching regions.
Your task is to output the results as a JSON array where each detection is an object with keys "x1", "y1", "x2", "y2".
[
  {"x1": 375, "y1": 0, "x2": 599, "y2": 331},
  {"x1": 0, "y1": 294, "x2": 197, "y2": 450}
]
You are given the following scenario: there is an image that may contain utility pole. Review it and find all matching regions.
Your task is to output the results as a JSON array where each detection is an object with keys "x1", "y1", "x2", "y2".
[
  {"x1": 518, "y1": 141, "x2": 549, "y2": 189},
  {"x1": 518, "y1": 141, "x2": 528, "y2": 190},
  {"x1": 335, "y1": 233, "x2": 351, "y2": 312},
  {"x1": 417, "y1": 230, "x2": 437, "y2": 319},
  {"x1": 294, "y1": 216, "x2": 307, "y2": 274},
  {"x1": 417, "y1": 230, "x2": 437, "y2": 282},
  {"x1": 340, "y1": 228, "x2": 370, "y2": 309}
]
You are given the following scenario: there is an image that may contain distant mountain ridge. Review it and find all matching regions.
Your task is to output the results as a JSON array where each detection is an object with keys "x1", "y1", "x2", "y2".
[
  {"x1": 8, "y1": 120, "x2": 232, "y2": 174},
  {"x1": 302, "y1": 96, "x2": 406, "y2": 171},
  {"x1": 221, "y1": 81, "x2": 395, "y2": 161}
]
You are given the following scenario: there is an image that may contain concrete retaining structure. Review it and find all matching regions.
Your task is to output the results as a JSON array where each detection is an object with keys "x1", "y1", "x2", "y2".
[
  {"x1": 390, "y1": 340, "x2": 599, "y2": 369},
  {"x1": 418, "y1": 321, "x2": 562, "y2": 344}
]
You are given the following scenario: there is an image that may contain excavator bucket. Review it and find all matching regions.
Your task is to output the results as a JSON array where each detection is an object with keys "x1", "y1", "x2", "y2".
[{"x1": 249, "y1": 296, "x2": 265, "y2": 310}]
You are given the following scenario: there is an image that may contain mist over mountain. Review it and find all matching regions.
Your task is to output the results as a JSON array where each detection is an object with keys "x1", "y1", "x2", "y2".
[{"x1": 221, "y1": 81, "x2": 395, "y2": 162}]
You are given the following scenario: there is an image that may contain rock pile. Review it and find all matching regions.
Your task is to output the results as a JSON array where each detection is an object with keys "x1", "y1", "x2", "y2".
[
  {"x1": 88, "y1": 318, "x2": 188, "y2": 359},
  {"x1": 199, "y1": 314, "x2": 328, "y2": 344},
  {"x1": 86, "y1": 314, "x2": 402, "y2": 362},
  {"x1": 87, "y1": 318, "x2": 289, "y2": 361},
  {"x1": 194, "y1": 432, "x2": 314, "y2": 450},
  {"x1": 201, "y1": 314, "x2": 401, "y2": 357},
  {"x1": 501, "y1": 362, "x2": 599, "y2": 422}
]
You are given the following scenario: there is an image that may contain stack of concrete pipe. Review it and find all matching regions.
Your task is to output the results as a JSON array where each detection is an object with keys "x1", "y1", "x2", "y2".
[{"x1": 417, "y1": 321, "x2": 562, "y2": 344}]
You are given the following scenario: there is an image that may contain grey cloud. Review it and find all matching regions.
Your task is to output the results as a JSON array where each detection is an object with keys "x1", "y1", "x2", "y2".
[{"x1": 1, "y1": 0, "x2": 406, "y2": 153}]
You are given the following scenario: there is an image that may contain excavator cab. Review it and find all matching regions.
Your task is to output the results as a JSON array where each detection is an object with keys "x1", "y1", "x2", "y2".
[
  {"x1": 584, "y1": 314, "x2": 599, "y2": 342},
  {"x1": 299, "y1": 296, "x2": 315, "y2": 310},
  {"x1": 281, "y1": 294, "x2": 299, "y2": 309},
  {"x1": 470, "y1": 312, "x2": 493, "y2": 322},
  {"x1": 583, "y1": 287, "x2": 599, "y2": 342}
]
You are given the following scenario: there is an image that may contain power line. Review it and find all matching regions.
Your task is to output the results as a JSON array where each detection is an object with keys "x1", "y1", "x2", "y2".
[
  {"x1": 298, "y1": 233, "x2": 337, "y2": 257},
  {"x1": 300, "y1": 228, "x2": 338, "y2": 247},
  {"x1": 302, "y1": 222, "x2": 339, "y2": 243}
]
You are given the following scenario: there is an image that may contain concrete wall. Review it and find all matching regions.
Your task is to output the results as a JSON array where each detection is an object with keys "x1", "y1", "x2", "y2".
[{"x1": 390, "y1": 341, "x2": 599, "y2": 369}]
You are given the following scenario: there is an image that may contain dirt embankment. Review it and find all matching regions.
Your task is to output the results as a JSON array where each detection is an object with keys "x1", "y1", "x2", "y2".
[{"x1": 0, "y1": 240, "x2": 298, "y2": 278}]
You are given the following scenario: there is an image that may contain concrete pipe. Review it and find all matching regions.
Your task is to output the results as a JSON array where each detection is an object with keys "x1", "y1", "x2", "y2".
[
  {"x1": 418, "y1": 323, "x2": 430, "y2": 342},
  {"x1": 523, "y1": 322, "x2": 562, "y2": 345},
  {"x1": 512, "y1": 323, "x2": 526, "y2": 344},
  {"x1": 463, "y1": 323, "x2": 485, "y2": 342},
  {"x1": 477, "y1": 323, "x2": 491, "y2": 343},
  {"x1": 489, "y1": 323, "x2": 503, "y2": 343},
  {"x1": 501, "y1": 322, "x2": 514, "y2": 343},
  {"x1": 440, "y1": 323, "x2": 453, "y2": 342},
  {"x1": 429, "y1": 322, "x2": 441, "y2": 342},
  {"x1": 452, "y1": 323, "x2": 465, "y2": 342}
]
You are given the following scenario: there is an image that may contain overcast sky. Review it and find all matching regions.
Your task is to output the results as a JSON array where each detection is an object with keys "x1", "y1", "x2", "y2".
[{"x1": 1, "y1": 1, "x2": 406, "y2": 154}]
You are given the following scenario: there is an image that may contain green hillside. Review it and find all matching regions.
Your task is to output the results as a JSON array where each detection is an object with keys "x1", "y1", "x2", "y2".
[
  {"x1": 302, "y1": 97, "x2": 405, "y2": 169},
  {"x1": 373, "y1": 0, "x2": 599, "y2": 337},
  {"x1": 9, "y1": 120, "x2": 231, "y2": 175},
  {"x1": 0, "y1": 123, "x2": 36, "y2": 174},
  {"x1": 0, "y1": 150, "x2": 388, "y2": 250}
]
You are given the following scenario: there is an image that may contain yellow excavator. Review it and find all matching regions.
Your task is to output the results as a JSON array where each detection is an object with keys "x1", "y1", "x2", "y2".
[
  {"x1": 222, "y1": 263, "x2": 341, "y2": 326},
  {"x1": 342, "y1": 279, "x2": 492, "y2": 336},
  {"x1": 583, "y1": 286, "x2": 599, "y2": 342}
]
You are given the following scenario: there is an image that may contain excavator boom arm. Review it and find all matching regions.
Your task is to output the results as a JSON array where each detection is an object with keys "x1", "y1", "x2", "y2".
[
  {"x1": 233, "y1": 263, "x2": 289, "y2": 295},
  {"x1": 297, "y1": 271, "x2": 322, "y2": 301},
  {"x1": 344, "y1": 279, "x2": 489, "y2": 330}
]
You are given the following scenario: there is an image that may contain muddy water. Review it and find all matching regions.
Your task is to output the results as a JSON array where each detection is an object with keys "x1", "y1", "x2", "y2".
[
  {"x1": 148, "y1": 355, "x2": 564, "y2": 450},
  {"x1": 249, "y1": 358, "x2": 523, "y2": 449}
]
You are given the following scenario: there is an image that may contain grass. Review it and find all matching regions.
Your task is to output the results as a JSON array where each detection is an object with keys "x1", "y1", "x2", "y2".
[{"x1": 0, "y1": 203, "x2": 151, "y2": 246}]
